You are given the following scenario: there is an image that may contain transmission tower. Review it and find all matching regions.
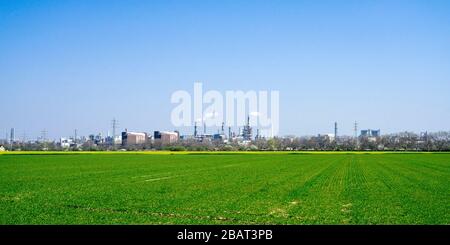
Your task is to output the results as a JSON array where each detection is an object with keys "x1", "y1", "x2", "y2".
[
  {"x1": 22, "y1": 131, "x2": 27, "y2": 143},
  {"x1": 41, "y1": 129, "x2": 48, "y2": 142}
]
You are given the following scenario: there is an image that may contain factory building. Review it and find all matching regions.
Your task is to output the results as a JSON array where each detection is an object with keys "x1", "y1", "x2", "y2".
[
  {"x1": 59, "y1": 138, "x2": 73, "y2": 148},
  {"x1": 213, "y1": 133, "x2": 226, "y2": 141},
  {"x1": 360, "y1": 129, "x2": 381, "y2": 137},
  {"x1": 122, "y1": 130, "x2": 147, "y2": 146},
  {"x1": 154, "y1": 131, "x2": 179, "y2": 144}
]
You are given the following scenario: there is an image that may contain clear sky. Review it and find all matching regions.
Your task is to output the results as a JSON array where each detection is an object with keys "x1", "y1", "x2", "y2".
[{"x1": 1, "y1": 0, "x2": 449, "y2": 140}]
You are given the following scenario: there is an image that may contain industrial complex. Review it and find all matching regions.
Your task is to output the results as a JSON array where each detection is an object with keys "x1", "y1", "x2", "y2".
[{"x1": 2, "y1": 116, "x2": 449, "y2": 152}]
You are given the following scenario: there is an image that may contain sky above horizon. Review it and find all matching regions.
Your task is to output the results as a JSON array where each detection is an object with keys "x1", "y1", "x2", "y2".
[{"x1": 1, "y1": 0, "x2": 450, "y2": 140}]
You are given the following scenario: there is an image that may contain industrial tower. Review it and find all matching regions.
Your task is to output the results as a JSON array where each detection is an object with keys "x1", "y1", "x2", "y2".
[
  {"x1": 111, "y1": 118, "x2": 119, "y2": 146},
  {"x1": 10, "y1": 128, "x2": 15, "y2": 144},
  {"x1": 334, "y1": 122, "x2": 338, "y2": 141},
  {"x1": 194, "y1": 122, "x2": 198, "y2": 137},
  {"x1": 242, "y1": 115, "x2": 252, "y2": 141}
]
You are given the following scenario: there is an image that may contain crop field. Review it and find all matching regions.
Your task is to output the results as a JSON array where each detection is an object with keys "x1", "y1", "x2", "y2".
[{"x1": 0, "y1": 152, "x2": 449, "y2": 224}]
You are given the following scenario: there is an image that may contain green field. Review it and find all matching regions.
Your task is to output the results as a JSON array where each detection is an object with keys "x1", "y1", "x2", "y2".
[{"x1": 0, "y1": 152, "x2": 449, "y2": 224}]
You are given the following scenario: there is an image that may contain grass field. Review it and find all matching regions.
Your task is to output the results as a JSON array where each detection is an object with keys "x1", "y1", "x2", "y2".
[{"x1": 0, "y1": 152, "x2": 449, "y2": 224}]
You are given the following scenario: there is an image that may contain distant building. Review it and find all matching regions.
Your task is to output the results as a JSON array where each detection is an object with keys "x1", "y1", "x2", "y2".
[
  {"x1": 106, "y1": 135, "x2": 122, "y2": 145},
  {"x1": 0, "y1": 145, "x2": 5, "y2": 151},
  {"x1": 180, "y1": 135, "x2": 195, "y2": 140},
  {"x1": 316, "y1": 134, "x2": 334, "y2": 143},
  {"x1": 161, "y1": 132, "x2": 178, "y2": 144},
  {"x1": 122, "y1": 130, "x2": 147, "y2": 146},
  {"x1": 372, "y1": 130, "x2": 381, "y2": 137},
  {"x1": 154, "y1": 131, "x2": 179, "y2": 144},
  {"x1": 154, "y1": 131, "x2": 161, "y2": 140},
  {"x1": 113, "y1": 135, "x2": 122, "y2": 145},
  {"x1": 360, "y1": 129, "x2": 381, "y2": 137},
  {"x1": 95, "y1": 133, "x2": 105, "y2": 144},
  {"x1": 59, "y1": 138, "x2": 73, "y2": 148},
  {"x1": 89, "y1": 134, "x2": 95, "y2": 142},
  {"x1": 213, "y1": 133, "x2": 226, "y2": 141},
  {"x1": 327, "y1": 133, "x2": 335, "y2": 142}
]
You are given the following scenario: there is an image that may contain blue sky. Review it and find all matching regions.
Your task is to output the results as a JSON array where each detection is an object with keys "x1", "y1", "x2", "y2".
[{"x1": 1, "y1": 0, "x2": 449, "y2": 139}]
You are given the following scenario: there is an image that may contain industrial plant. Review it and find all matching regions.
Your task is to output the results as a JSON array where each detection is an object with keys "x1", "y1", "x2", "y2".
[{"x1": 1, "y1": 117, "x2": 449, "y2": 152}]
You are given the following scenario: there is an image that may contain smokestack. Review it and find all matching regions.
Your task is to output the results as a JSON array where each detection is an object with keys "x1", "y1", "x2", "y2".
[
  {"x1": 194, "y1": 122, "x2": 197, "y2": 137},
  {"x1": 10, "y1": 128, "x2": 15, "y2": 144},
  {"x1": 334, "y1": 122, "x2": 338, "y2": 141}
]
